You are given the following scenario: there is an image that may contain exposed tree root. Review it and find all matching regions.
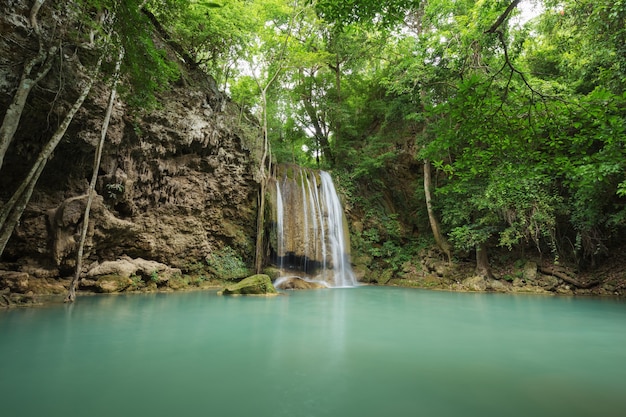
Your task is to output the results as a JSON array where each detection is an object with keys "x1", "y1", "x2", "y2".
[{"x1": 539, "y1": 265, "x2": 599, "y2": 289}]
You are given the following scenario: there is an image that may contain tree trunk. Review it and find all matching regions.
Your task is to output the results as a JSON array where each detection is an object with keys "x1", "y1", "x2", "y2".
[
  {"x1": 254, "y1": 183, "x2": 267, "y2": 274},
  {"x1": 330, "y1": 54, "x2": 342, "y2": 165},
  {"x1": 0, "y1": 58, "x2": 101, "y2": 257},
  {"x1": 475, "y1": 242, "x2": 493, "y2": 278},
  {"x1": 301, "y1": 94, "x2": 332, "y2": 163},
  {"x1": 423, "y1": 159, "x2": 451, "y2": 262},
  {"x1": 253, "y1": 87, "x2": 270, "y2": 274},
  {"x1": 0, "y1": 162, "x2": 46, "y2": 256},
  {"x1": 66, "y1": 48, "x2": 123, "y2": 302},
  {"x1": 252, "y1": 8, "x2": 301, "y2": 273}
]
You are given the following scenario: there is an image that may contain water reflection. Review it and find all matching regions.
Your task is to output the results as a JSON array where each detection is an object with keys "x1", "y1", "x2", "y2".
[{"x1": 1, "y1": 288, "x2": 625, "y2": 417}]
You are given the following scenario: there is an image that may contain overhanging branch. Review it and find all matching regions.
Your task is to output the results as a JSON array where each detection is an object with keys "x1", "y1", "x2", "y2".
[{"x1": 484, "y1": 0, "x2": 521, "y2": 34}]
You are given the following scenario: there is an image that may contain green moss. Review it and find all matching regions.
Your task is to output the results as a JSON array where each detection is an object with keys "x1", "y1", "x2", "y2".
[
  {"x1": 262, "y1": 267, "x2": 281, "y2": 280},
  {"x1": 206, "y1": 246, "x2": 251, "y2": 280},
  {"x1": 377, "y1": 269, "x2": 394, "y2": 285},
  {"x1": 96, "y1": 275, "x2": 132, "y2": 293},
  {"x1": 167, "y1": 274, "x2": 189, "y2": 290},
  {"x1": 219, "y1": 274, "x2": 277, "y2": 295},
  {"x1": 130, "y1": 274, "x2": 145, "y2": 290}
]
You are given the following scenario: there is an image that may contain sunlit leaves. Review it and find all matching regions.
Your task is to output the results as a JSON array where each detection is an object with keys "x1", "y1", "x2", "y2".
[{"x1": 315, "y1": 0, "x2": 422, "y2": 27}]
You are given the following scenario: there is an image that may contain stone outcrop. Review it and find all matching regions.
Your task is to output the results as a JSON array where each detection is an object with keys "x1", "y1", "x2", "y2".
[
  {"x1": 461, "y1": 276, "x2": 513, "y2": 292},
  {"x1": 85, "y1": 257, "x2": 181, "y2": 281},
  {"x1": 0, "y1": 268, "x2": 69, "y2": 307}
]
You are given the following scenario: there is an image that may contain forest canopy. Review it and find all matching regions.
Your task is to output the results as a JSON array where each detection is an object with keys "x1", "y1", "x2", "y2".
[{"x1": 195, "y1": 0, "x2": 624, "y2": 271}]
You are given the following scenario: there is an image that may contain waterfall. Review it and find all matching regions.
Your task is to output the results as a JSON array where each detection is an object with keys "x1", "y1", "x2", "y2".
[
  {"x1": 271, "y1": 166, "x2": 357, "y2": 288},
  {"x1": 319, "y1": 171, "x2": 356, "y2": 287}
]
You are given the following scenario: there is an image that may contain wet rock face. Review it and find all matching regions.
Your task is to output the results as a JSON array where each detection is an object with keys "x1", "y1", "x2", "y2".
[
  {"x1": 93, "y1": 84, "x2": 260, "y2": 269},
  {"x1": 0, "y1": 1, "x2": 262, "y2": 285}
]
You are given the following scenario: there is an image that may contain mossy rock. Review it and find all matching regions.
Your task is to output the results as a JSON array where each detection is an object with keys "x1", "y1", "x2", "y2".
[
  {"x1": 376, "y1": 269, "x2": 394, "y2": 285},
  {"x1": 262, "y1": 267, "x2": 282, "y2": 280},
  {"x1": 219, "y1": 274, "x2": 277, "y2": 295},
  {"x1": 167, "y1": 274, "x2": 189, "y2": 290},
  {"x1": 463, "y1": 276, "x2": 488, "y2": 291},
  {"x1": 96, "y1": 275, "x2": 132, "y2": 293}
]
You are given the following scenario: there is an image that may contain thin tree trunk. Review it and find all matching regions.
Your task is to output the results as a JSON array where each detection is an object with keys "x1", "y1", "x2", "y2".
[
  {"x1": 302, "y1": 94, "x2": 332, "y2": 163},
  {"x1": 0, "y1": 0, "x2": 57, "y2": 170},
  {"x1": 0, "y1": 161, "x2": 46, "y2": 255},
  {"x1": 252, "y1": 8, "x2": 302, "y2": 273},
  {"x1": 423, "y1": 159, "x2": 451, "y2": 262},
  {"x1": 475, "y1": 242, "x2": 493, "y2": 278},
  {"x1": 254, "y1": 90, "x2": 270, "y2": 274},
  {"x1": 66, "y1": 48, "x2": 123, "y2": 302},
  {"x1": 0, "y1": 58, "x2": 102, "y2": 257},
  {"x1": 412, "y1": 0, "x2": 451, "y2": 264},
  {"x1": 254, "y1": 184, "x2": 266, "y2": 274},
  {"x1": 332, "y1": 54, "x2": 341, "y2": 164}
]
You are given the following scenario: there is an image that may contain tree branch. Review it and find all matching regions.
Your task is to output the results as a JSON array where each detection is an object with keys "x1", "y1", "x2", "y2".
[
  {"x1": 484, "y1": 0, "x2": 521, "y2": 34},
  {"x1": 141, "y1": 8, "x2": 197, "y2": 68}
]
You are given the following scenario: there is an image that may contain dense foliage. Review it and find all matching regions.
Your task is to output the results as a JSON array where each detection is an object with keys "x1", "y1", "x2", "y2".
[
  {"x1": 4, "y1": 0, "x2": 624, "y2": 275},
  {"x1": 141, "y1": 0, "x2": 625, "y2": 272}
]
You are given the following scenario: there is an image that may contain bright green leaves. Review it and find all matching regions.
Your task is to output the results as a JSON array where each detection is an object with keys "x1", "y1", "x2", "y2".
[
  {"x1": 149, "y1": 0, "x2": 255, "y2": 85},
  {"x1": 89, "y1": 0, "x2": 626, "y2": 264},
  {"x1": 71, "y1": 0, "x2": 182, "y2": 109},
  {"x1": 526, "y1": 0, "x2": 626, "y2": 94},
  {"x1": 315, "y1": 0, "x2": 423, "y2": 28}
]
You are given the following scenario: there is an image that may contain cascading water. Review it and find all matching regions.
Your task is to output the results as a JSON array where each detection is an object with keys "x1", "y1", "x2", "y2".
[
  {"x1": 271, "y1": 165, "x2": 357, "y2": 288},
  {"x1": 319, "y1": 171, "x2": 355, "y2": 287}
]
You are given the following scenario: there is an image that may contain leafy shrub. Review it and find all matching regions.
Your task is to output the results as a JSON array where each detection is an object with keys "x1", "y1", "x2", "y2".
[{"x1": 205, "y1": 246, "x2": 251, "y2": 280}]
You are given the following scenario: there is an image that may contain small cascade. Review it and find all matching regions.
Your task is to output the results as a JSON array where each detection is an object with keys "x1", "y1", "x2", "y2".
[
  {"x1": 270, "y1": 165, "x2": 357, "y2": 287},
  {"x1": 320, "y1": 171, "x2": 355, "y2": 287}
]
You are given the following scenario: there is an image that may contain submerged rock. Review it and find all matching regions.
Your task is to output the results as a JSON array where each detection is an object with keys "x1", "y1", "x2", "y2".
[{"x1": 219, "y1": 274, "x2": 277, "y2": 295}]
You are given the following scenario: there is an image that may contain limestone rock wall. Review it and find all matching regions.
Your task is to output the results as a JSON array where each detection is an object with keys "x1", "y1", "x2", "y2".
[{"x1": 0, "y1": 1, "x2": 262, "y2": 287}]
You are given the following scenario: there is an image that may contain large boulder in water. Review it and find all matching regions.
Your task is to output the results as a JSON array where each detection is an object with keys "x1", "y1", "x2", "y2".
[
  {"x1": 275, "y1": 277, "x2": 327, "y2": 290},
  {"x1": 219, "y1": 274, "x2": 277, "y2": 295}
]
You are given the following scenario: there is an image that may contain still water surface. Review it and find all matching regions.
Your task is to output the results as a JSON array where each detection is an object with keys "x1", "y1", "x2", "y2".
[{"x1": 1, "y1": 287, "x2": 625, "y2": 417}]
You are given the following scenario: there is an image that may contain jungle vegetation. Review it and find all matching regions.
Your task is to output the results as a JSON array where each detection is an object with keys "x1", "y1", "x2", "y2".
[{"x1": 1, "y1": 0, "x2": 625, "y2": 278}]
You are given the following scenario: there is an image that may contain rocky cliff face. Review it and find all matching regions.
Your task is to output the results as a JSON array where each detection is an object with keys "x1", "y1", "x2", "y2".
[{"x1": 0, "y1": 1, "x2": 262, "y2": 301}]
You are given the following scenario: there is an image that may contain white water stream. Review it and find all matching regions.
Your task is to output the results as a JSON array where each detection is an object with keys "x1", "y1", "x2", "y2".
[{"x1": 273, "y1": 168, "x2": 356, "y2": 287}]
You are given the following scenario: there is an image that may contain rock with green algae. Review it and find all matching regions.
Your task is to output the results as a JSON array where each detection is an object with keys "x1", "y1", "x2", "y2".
[
  {"x1": 262, "y1": 266, "x2": 281, "y2": 280},
  {"x1": 95, "y1": 275, "x2": 133, "y2": 293},
  {"x1": 218, "y1": 274, "x2": 278, "y2": 295}
]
